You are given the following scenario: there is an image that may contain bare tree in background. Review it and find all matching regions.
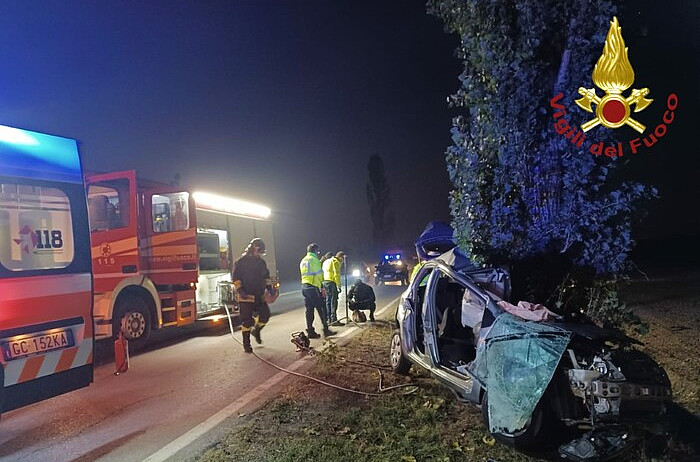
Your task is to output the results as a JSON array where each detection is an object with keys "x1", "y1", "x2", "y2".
[{"x1": 366, "y1": 154, "x2": 394, "y2": 250}]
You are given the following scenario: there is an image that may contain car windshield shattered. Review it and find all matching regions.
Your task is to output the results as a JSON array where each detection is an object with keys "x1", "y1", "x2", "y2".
[{"x1": 475, "y1": 313, "x2": 571, "y2": 434}]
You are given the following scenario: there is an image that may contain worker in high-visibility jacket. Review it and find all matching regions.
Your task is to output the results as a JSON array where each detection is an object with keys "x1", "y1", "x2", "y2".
[
  {"x1": 300, "y1": 243, "x2": 336, "y2": 339},
  {"x1": 322, "y1": 251, "x2": 344, "y2": 326}
]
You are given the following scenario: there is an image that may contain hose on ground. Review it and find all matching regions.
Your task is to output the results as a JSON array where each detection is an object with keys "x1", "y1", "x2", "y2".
[{"x1": 222, "y1": 305, "x2": 416, "y2": 397}]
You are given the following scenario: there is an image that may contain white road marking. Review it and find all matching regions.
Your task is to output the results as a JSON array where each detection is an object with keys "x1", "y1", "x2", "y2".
[
  {"x1": 144, "y1": 295, "x2": 400, "y2": 461},
  {"x1": 143, "y1": 359, "x2": 308, "y2": 462}
]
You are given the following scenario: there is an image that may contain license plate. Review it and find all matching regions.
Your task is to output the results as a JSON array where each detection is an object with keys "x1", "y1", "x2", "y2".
[{"x1": 1, "y1": 329, "x2": 75, "y2": 361}]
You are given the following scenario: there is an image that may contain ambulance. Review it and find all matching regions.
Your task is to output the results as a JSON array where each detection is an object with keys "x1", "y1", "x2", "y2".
[{"x1": 0, "y1": 124, "x2": 93, "y2": 414}]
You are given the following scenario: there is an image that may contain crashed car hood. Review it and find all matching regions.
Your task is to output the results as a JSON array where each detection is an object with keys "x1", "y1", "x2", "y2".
[{"x1": 475, "y1": 313, "x2": 572, "y2": 434}]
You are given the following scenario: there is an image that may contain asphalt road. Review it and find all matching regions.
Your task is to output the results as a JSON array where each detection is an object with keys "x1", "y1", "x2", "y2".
[{"x1": 0, "y1": 283, "x2": 404, "y2": 462}]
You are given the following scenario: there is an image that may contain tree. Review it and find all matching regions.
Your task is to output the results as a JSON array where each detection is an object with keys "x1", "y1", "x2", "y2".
[
  {"x1": 428, "y1": 0, "x2": 655, "y2": 329},
  {"x1": 366, "y1": 154, "x2": 395, "y2": 250}
]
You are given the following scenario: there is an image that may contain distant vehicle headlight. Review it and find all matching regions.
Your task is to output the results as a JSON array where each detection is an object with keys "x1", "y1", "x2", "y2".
[{"x1": 352, "y1": 269, "x2": 361, "y2": 277}]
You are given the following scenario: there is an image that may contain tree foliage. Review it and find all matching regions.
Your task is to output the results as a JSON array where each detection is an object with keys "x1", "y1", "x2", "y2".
[
  {"x1": 428, "y1": 0, "x2": 656, "y2": 328},
  {"x1": 366, "y1": 154, "x2": 395, "y2": 250}
]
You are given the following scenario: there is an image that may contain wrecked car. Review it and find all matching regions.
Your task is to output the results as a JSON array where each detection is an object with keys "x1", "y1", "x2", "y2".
[{"x1": 390, "y1": 249, "x2": 671, "y2": 460}]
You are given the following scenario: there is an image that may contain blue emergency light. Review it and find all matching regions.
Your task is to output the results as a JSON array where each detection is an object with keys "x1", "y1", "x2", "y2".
[{"x1": 0, "y1": 124, "x2": 82, "y2": 184}]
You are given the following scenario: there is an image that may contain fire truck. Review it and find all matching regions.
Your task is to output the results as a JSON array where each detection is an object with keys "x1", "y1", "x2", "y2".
[
  {"x1": 85, "y1": 170, "x2": 276, "y2": 346},
  {"x1": 1, "y1": 125, "x2": 93, "y2": 413}
]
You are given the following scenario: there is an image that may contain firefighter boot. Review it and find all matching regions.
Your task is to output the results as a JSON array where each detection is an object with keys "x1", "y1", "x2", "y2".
[
  {"x1": 251, "y1": 324, "x2": 264, "y2": 344},
  {"x1": 242, "y1": 331, "x2": 253, "y2": 353}
]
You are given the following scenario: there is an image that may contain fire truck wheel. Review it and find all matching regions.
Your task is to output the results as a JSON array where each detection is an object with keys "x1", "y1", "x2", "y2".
[{"x1": 114, "y1": 295, "x2": 152, "y2": 347}]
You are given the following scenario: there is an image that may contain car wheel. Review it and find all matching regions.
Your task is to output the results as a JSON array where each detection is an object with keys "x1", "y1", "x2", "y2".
[
  {"x1": 390, "y1": 330, "x2": 411, "y2": 375},
  {"x1": 114, "y1": 294, "x2": 152, "y2": 349},
  {"x1": 480, "y1": 391, "x2": 546, "y2": 449}
]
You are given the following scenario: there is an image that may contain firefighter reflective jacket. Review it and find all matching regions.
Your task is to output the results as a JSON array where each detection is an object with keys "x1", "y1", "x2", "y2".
[
  {"x1": 322, "y1": 256, "x2": 341, "y2": 287},
  {"x1": 300, "y1": 252, "x2": 323, "y2": 288}
]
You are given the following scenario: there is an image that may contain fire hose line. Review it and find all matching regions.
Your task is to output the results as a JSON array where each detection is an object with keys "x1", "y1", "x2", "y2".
[{"x1": 223, "y1": 305, "x2": 416, "y2": 397}]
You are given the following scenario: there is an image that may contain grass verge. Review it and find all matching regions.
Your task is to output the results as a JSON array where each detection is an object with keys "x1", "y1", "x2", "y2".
[{"x1": 198, "y1": 271, "x2": 700, "y2": 462}]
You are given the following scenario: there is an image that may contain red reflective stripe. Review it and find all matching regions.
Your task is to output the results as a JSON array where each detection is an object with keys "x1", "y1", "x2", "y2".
[
  {"x1": 18, "y1": 355, "x2": 44, "y2": 383},
  {"x1": 55, "y1": 347, "x2": 79, "y2": 373}
]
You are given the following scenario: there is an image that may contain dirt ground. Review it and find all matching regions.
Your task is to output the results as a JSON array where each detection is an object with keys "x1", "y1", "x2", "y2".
[{"x1": 197, "y1": 269, "x2": 700, "y2": 462}]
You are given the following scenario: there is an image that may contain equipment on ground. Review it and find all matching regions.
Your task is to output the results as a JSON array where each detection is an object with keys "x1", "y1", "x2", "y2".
[
  {"x1": 352, "y1": 311, "x2": 367, "y2": 323},
  {"x1": 114, "y1": 333, "x2": 129, "y2": 375},
  {"x1": 291, "y1": 332, "x2": 311, "y2": 351}
]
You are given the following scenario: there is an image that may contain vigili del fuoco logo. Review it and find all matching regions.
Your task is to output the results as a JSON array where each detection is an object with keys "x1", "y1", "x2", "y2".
[{"x1": 549, "y1": 16, "x2": 678, "y2": 159}]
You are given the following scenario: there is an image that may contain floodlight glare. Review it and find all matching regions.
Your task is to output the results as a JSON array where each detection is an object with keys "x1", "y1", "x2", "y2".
[{"x1": 193, "y1": 191, "x2": 271, "y2": 219}]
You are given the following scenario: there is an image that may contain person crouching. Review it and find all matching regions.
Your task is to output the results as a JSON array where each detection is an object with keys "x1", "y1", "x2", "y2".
[{"x1": 348, "y1": 278, "x2": 376, "y2": 322}]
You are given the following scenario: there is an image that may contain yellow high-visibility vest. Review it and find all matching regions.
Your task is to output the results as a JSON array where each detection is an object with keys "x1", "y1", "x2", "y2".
[
  {"x1": 300, "y1": 252, "x2": 323, "y2": 288},
  {"x1": 322, "y1": 257, "x2": 341, "y2": 287},
  {"x1": 410, "y1": 260, "x2": 428, "y2": 286}
]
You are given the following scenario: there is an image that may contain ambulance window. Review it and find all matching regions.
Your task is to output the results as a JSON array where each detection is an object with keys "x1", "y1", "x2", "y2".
[
  {"x1": 152, "y1": 192, "x2": 189, "y2": 232},
  {"x1": 87, "y1": 180, "x2": 129, "y2": 231},
  {"x1": 0, "y1": 182, "x2": 75, "y2": 271}
]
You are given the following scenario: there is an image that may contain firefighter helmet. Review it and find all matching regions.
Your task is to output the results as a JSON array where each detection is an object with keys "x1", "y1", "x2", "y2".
[{"x1": 247, "y1": 238, "x2": 266, "y2": 255}]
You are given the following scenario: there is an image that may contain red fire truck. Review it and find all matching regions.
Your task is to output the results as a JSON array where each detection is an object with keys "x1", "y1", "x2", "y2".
[
  {"x1": 0, "y1": 124, "x2": 94, "y2": 414},
  {"x1": 85, "y1": 171, "x2": 276, "y2": 346}
]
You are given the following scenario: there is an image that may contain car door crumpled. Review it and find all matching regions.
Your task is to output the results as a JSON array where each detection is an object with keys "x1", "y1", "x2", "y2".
[{"x1": 474, "y1": 313, "x2": 571, "y2": 434}]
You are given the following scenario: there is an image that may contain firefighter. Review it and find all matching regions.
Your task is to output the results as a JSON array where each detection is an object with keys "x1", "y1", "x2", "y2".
[
  {"x1": 300, "y1": 243, "x2": 336, "y2": 339},
  {"x1": 322, "y1": 251, "x2": 344, "y2": 326},
  {"x1": 232, "y1": 238, "x2": 277, "y2": 353}
]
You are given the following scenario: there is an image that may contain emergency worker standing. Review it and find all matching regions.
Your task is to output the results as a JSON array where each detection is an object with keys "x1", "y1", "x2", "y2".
[
  {"x1": 300, "y1": 243, "x2": 336, "y2": 339},
  {"x1": 322, "y1": 251, "x2": 344, "y2": 326},
  {"x1": 232, "y1": 238, "x2": 277, "y2": 353}
]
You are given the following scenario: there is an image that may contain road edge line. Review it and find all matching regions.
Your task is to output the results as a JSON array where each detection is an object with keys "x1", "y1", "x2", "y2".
[
  {"x1": 143, "y1": 358, "x2": 308, "y2": 462},
  {"x1": 144, "y1": 295, "x2": 400, "y2": 461}
]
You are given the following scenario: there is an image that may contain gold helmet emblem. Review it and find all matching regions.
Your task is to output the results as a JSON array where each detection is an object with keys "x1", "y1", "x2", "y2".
[{"x1": 575, "y1": 17, "x2": 653, "y2": 133}]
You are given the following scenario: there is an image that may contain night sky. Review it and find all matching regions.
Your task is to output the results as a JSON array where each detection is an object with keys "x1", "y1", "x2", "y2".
[{"x1": 1, "y1": 1, "x2": 697, "y2": 279}]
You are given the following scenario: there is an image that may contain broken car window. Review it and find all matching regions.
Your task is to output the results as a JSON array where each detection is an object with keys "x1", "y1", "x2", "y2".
[{"x1": 475, "y1": 313, "x2": 571, "y2": 434}]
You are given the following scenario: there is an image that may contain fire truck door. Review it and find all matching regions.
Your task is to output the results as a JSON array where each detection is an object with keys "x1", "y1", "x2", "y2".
[{"x1": 85, "y1": 170, "x2": 139, "y2": 292}]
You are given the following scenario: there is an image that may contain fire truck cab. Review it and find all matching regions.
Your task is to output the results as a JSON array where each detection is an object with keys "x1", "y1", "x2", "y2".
[
  {"x1": 86, "y1": 171, "x2": 276, "y2": 346},
  {"x1": 87, "y1": 170, "x2": 199, "y2": 345}
]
